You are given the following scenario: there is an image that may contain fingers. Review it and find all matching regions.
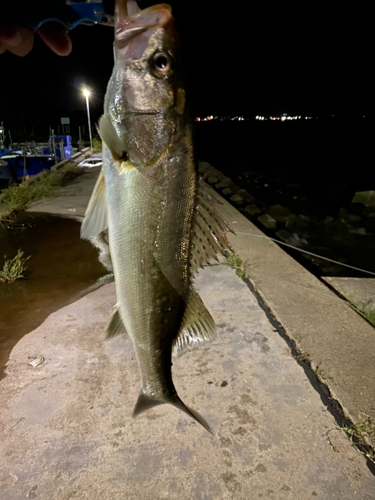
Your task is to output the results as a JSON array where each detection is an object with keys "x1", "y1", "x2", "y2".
[
  {"x1": 37, "y1": 22, "x2": 72, "y2": 56},
  {"x1": 0, "y1": 22, "x2": 72, "y2": 57},
  {"x1": 0, "y1": 25, "x2": 34, "y2": 56}
]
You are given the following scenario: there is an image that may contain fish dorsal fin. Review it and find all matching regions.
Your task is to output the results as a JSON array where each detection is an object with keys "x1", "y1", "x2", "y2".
[
  {"x1": 81, "y1": 168, "x2": 108, "y2": 239},
  {"x1": 190, "y1": 181, "x2": 235, "y2": 275},
  {"x1": 105, "y1": 306, "x2": 127, "y2": 339},
  {"x1": 98, "y1": 114, "x2": 125, "y2": 161},
  {"x1": 172, "y1": 288, "x2": 216, "y2": 358}
]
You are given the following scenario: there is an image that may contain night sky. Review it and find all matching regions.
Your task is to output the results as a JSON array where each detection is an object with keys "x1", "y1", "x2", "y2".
[{"x1": 0, "y1": 1, "x2": 374, "y2": 135}]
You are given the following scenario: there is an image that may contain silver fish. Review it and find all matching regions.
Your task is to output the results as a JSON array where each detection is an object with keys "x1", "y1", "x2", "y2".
[{"x1": 81, "y1": 0, "x2": 233, "y2": 433}]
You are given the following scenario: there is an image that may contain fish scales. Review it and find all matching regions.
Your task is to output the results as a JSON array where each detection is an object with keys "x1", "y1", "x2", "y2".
[{"x1": 104, "y1": 134, "x2": 196, "y2": 393}]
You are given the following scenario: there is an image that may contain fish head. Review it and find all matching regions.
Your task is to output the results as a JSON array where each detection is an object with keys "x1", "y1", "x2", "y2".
[{"x1": 104, "y1": 2, "x2": 186, "y2": 167}]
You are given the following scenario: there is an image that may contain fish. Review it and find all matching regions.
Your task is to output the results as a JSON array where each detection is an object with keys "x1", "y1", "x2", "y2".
[{"x1": 81, "y1": 0, "x2": 233, "y2": 433}]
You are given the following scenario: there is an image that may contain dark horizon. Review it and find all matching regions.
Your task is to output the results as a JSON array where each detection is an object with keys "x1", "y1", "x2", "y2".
[{"x1": 1, "y1": 0, "x2": 374, "y2": 131}]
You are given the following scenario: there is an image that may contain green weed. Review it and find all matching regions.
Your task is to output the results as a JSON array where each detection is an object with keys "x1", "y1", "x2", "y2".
[
  {"x1": 1, "y1": 170, "x2": 61, "y2": 214},
  {"x1": 63, "y1": 163, "x2": 78, "y2": 174},
  {"x1": 0, "y1": 163, "x2": 80, "y2": 221},
  {"x1": 362, "y1": 308, "x2": 375, "y2": 328},
  {"x1": 344, "y1": 294, "x2": 375, "y2": 330},
  {"x1": 226, "y1": 252, "x2": 249, "y2": 280},
  {"x1": 0, "y1": 249, "x2": 31, "y2": 283},
  {"x1": 342, "y1": 417, "x2": 375, "y2": 440}
]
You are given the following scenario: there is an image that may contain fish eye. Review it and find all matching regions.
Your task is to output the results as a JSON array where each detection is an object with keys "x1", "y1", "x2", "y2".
[{"x1": 150, "y1": 51, "x2": 173, "y2": 77}]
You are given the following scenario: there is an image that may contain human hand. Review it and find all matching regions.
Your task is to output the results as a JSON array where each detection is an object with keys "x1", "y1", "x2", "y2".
[{"x1": 0, "y1": 22, "x2": 72, "y2": 56}]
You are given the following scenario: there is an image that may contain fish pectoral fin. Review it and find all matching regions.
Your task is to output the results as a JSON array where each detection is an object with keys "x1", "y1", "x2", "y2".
[
  {"x1": 133, "y1": 390, "x2": 213, "y2": 435},
  {"x1": 81, "y1": 168, "x2": 108, "y2": 239},
  {"x1": 105, "y1": 307, "x2": 127, "y2": 339},
  {"x1": 172, "y1": 288, "x2": 216, "y2": 358},
  {"x1": 190, "y1": 180, "x2": 235, "y2": 274},
  {"x1": 98, "y1": 114, "x2": 126, "y2": 161}
]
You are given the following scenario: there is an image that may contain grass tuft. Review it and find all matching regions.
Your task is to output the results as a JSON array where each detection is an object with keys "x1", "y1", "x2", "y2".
[
  {"x1": 0, "y1": 162, "x2": 82, "y2": 222},
  {"x1": 226, "y1": 252, "x2": 249, "y2": 280},
  {"x1": 342, "y1": 417, "x2": 375, "y2": 440},
  {"x1": 0, "y1": 249, "x2": 31, "y2": 283},
  {"x1": 362, "y1": 308, "x2": 375, "y2": 328},
  {"x1": 1, "y1": 170, "x2": 61, "y2": 215}
]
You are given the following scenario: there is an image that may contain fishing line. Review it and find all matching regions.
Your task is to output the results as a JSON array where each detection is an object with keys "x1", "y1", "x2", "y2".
[{"x1": 235, "y1": 231, "x2": 375, "y2": 277}]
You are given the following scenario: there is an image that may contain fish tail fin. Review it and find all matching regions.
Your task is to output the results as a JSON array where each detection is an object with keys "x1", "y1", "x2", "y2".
[
  {"x1": 132, "y1": 390, "x2": 213, "y2": 435},
  {"x1": 132, "y1": 392, "x2": 163, "y2": 417},
  {"x1": 172, "y1": 395, "x2": 214, "y2": 435}
]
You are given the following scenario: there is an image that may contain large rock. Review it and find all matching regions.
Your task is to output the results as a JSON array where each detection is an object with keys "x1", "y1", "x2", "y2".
[
  {"x1": 202, "y1": 168, "x2": 225, "y2": 183},
  {"x1": 236, "y1": 189, "x2": 255, "y2": 203},
  {"x1": 214, "y1": 170, "x2": 225, "y2": 181},
  {"x1": 222, "y1": 187, "x2": 234, "y2": 196},
  {"x1": 285, "y1": 215, "x2": 309, "y2": 230},
  {"x1": 245, "y1": 204, "x2": 262, "y2": 217},
  {"x1": 215, "y1": 177, "x2": 233, "y2": 189},
  {"x1": 275, "y1": 229, "x2": 292, "y2": 243},
  {"x1": 258, "y1": 214, "x2": 277, "y2": 229},
  {"x1": 206, "y1": 175, "x2": 220, "y2": 185},
  {"x1": 268, "y1": 204, "x2": 292, "y2": 223},
  {"x1": 230, "y1": 194, "x2": 243, "y2": 205},
  {"x1": 198, "y1": 161, "x2": 212, "y2": 174},
  {"x1": 352, "y1": 190, "x2": 375, "y2": 208},
  {"x1": 201, "y1": 169, "x2": 218, "y2": 181}
]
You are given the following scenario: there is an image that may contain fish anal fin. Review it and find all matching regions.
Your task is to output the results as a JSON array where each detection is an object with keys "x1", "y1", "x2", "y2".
[
  {"x1": 172, "y1": 288, "x2": 216, "y2": 358},
  {"x1": 105, "y1": 307, "x2": 127, "y2": 339},
  {"x1": 81, "y1": 168, "x2": 108, "y2": 239}
]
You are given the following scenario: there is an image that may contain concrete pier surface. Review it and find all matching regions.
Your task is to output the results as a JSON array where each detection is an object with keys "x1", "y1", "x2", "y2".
[
  {"x1": 1, "y1": 266, "x2": 375, "y2": 499},
  {"x1": 1, "y1": 159, "x2": 374, "y2": 499}
]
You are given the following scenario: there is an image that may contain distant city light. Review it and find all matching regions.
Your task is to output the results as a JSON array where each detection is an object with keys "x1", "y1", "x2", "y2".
[
  {"x1": 256, "y1": 114, "x2": 300, "y2": 121},
  {"x1": 194, "y1": 114, "x2": 354, "y2": 122}
]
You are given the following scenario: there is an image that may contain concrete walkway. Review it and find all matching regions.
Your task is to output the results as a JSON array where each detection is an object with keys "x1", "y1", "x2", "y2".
[
  {"x1": 2, "y1": 267, "x2": 375, "y2": 499},
  {"x1": 215, "y1": 190, "x2": 375, "y2": 449},
  {"x1": 1, "y1": 160, "x2": 375, "y2": 499},
  {"x1": 26, "y1": 164, "x2": 101, "y2": 219}
]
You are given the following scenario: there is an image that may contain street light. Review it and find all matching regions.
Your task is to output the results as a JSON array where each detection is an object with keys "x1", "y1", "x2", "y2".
[{"x1": 82, "y1": 86, "x2": 93, "y2": 150}]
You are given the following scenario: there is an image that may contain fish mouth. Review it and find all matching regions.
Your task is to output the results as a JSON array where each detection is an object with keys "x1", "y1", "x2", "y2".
[{"x1": 115, "y1": 2, "x2": 172, "y2": 60}]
